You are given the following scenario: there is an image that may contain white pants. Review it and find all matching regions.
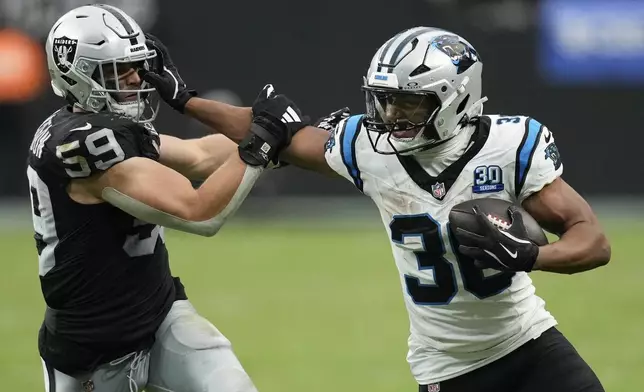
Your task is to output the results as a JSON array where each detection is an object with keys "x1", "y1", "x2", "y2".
[{"x1": 41, "y1": 301, "x2": 258, "y2": 392}]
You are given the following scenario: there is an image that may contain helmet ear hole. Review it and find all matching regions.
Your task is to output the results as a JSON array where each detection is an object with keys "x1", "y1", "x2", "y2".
[
  {"x1": 456, "y1": 94, "x2": 470, "y2": 115},
  {"x1": 64, "y1": 93, "x2": 78, "y2": 106},
  {"x1": 409, "y1": 64, "x2": 431, "y2": 77},
  {"x1": 60, "y1": 74, "x2": 77, "y2": 87}
]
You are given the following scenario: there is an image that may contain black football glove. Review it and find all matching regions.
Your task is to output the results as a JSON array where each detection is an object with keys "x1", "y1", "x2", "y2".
[
  {"x1": 243, "y1": 84, "x2": 310, "y2": 168},
  {"x1": 252, "y1": 84, "x2": 310, "y2": 136},
  {"x1": 314, "y1": 107, "x2": 351, "y2": 131},
  {"x1": 453, "y1": 205, "x2": 540, "y2": 272},
  {"x1": 238, "y1": 114, "x2": 293, "y2": 168},
  {"x1": 138, "y1": 33, "x2": 197, "y2": 113},
  {"x1": 239, "y1": 86, "x2": 304, "y2": 168}
]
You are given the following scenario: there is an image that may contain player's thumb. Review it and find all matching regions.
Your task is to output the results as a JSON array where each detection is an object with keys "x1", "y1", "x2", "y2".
[
  {"x1": 508, "y1": 206, "x2": 525, "y2": 228},
  {"x1": 261, "y1": 84, "x2": 275, "y2": 99},
  {"x1": 252, "y1": 84, "x2": 276, "y2": 113},
  {"x1": 334, "y1": 107, "x2": 351, "y2": 117}
]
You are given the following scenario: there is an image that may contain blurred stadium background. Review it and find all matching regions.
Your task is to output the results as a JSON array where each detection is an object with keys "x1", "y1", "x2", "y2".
[{"x1": 1, "y1": 0, "x2": 643, "y2": 390}]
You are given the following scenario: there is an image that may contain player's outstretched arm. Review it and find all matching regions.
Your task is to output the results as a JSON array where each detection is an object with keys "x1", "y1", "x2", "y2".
[
  {"x1": 183, "y1": 92, "x2": 337, "y2": 176},
  {"x1": 139, "y1": 33, "x2": 336, "y2": 176},
  {"x1": 522, "y1": 178, "x2": 611, "y2": 274},
  {"x1": 183, "y1": 98, "x2": 252, "y2": 144}
]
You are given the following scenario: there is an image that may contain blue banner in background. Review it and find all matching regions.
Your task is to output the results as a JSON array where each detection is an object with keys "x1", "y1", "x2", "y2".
[{"x1": 539, "y1": 0, "x2": 644, "y2": 84}]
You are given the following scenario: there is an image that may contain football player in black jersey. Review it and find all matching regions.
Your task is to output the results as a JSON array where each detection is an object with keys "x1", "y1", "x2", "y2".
[{"x1": 29, "y1": 5, "x2": 306, "y2": 392}]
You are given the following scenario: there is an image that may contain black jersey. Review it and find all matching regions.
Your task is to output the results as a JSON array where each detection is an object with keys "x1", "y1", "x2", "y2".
[{"x1": 27, "y1": 106, "x2": 186, "y2": 374}]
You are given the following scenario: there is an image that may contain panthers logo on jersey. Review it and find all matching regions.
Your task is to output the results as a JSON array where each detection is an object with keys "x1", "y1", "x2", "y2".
[
  {"x1": 544, "y1": 142, "x2": 561, "y2": 170},
  {"x1": 324, "y1": 129, "x2": 336, "y2": 153}
]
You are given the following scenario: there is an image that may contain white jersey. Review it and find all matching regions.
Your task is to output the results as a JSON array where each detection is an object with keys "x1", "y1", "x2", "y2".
[{"x1": 324, "y1": 114, "x2": 563, "y2": 384}]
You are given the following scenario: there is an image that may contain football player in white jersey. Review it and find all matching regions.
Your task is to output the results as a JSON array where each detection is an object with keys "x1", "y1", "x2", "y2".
[{"x1": 143, "y1": 27, "x2": 610, "y2": 392}]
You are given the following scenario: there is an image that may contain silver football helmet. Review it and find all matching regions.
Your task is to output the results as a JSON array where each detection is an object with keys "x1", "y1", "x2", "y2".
[
  {"x1": 46, "y1": 4, "x2": 158, "y2": 123},
  {"x1": 363, "y1": 27, "x2": 488, "y2": 155}
]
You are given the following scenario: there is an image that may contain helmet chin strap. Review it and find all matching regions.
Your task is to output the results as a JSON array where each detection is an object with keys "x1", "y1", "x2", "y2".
[
  {"x1": 465, "y1": 96, "x2": 488, "y2": 119},
  {"x1": 414, "y1": 96, "x2": 488, "y2": 154},
  {"x1": 413, "y1": 95, "x2": 488, "y2": 150},
  {"x1": 454, "y1": 95, "x2": 488, "y2": 128}
]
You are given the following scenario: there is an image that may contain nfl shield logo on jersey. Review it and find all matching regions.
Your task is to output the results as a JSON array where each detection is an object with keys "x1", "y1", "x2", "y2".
[
  {"x1": 431, "y1": 182, "x2": 446, "y2": 200},
  {"x1": 426, "y1": 383, "x2": 440, "y2": 392}
]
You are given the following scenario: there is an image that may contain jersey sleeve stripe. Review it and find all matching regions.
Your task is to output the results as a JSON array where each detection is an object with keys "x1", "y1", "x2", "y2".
[
  {"x1": 515, "y1": 118, "x2": 544, "y2": 197},
  {"x1": 340, "y1": 115, "x2": 364, "y2": 192}
]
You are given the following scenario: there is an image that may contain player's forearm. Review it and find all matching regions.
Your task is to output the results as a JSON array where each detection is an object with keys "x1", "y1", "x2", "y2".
[
  {"x1": 101, "y1": 156, "x2": 262, "y2": 237},
  {"x1": 191, "y1": 155, "x2": 261, "y2": 221},
  {"x1": 280, "y1": 126, "x2": 337, "y2": 175},
  {"x1": 533, "y1": 222, "x2": 610, "y2": 274},
  {"x1": 185, "y1": 135, "x2": 238, "y2": 180},
  {"x1": 159, "y1": 134, "x2": 237, "y2": 181},
  {"x1": 153, "y1": 158, "x2": 261, "y2": 237},
  {"x1": 184, "y1": 97, "x2": 252, "y2": 143}
]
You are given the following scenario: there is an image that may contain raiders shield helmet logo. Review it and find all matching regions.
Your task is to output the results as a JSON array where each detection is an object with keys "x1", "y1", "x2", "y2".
[{"x1": 52, "y1": 36, "x2": 78, "y2": 74}]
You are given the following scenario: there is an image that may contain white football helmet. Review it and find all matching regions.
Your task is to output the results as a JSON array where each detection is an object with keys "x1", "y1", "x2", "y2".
[
  {"x1": 363, "y1": 27, "x2": 488, "y2": 155},
  {"x1": 46, "y1": 4, "x2": 158, "y2": 123}
]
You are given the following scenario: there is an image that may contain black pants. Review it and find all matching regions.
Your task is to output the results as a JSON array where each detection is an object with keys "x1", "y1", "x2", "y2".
[{"x1": 419, "y1": 327, "x2": 604, "y2": 392}]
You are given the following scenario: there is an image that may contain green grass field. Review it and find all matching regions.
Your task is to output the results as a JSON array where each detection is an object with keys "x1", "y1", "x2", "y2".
[{"x1": 1, "y1": 219, "x2": 642, "y2": 391}]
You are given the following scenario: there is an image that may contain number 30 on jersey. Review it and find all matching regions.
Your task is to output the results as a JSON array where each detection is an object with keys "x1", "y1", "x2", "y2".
[{"x1": 473, "y1": 165, "x2": 504, "y2": 194}]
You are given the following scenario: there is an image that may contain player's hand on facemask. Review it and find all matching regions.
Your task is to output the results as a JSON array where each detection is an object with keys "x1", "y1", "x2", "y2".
[
  {"x1": 138, "y1": 33, "x2": 197, "y2": 113},
  {"x1": 454, "y1": 205, "x2": 540, "y2": 272},
  {"x1": 314, "y1": 107, "x2": 351, "y2": 132}
]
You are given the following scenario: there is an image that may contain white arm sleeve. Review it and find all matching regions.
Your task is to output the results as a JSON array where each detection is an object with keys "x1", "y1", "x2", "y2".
[
  {"x1": 516, "y1": 119, "x2": 563, "y2": 203},
  {"x1": 102, "y1": 165, "x2": 263, "y2": 237}
]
